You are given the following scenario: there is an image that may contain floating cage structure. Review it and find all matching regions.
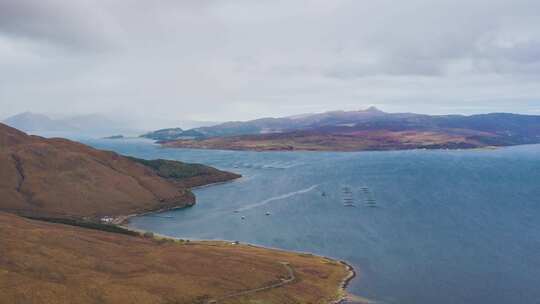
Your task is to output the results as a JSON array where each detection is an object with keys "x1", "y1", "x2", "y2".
[{"x1": 341, "y1": 186, "x2": 356, "y2": 207}]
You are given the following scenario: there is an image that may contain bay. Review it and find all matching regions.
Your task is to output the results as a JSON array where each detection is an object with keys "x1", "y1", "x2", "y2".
[{"x1": 85, "y1": 138, "x2": 540, "y2": 304}]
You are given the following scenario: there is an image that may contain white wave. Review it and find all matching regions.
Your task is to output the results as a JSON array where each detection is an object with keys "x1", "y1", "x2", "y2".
[
  {"x1": 236, "y1": 185, "x2": 318, "y2": 212},
  {"x1": 260, "y1": 162, "x2": 301, "y2": 169}
]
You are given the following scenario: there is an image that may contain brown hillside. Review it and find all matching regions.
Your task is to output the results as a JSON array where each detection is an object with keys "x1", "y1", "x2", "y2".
[
  {"x1": 163, "y1": 130, "x2": 483, "y2": 152},
  {"x1": 0, "y1": 212, "x2": 350, "y2": 304},
  {"x1": 0, "y1": 123, "x2": 237, "y2": 219}
]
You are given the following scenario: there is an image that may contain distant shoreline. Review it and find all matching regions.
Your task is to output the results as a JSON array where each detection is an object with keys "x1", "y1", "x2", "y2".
[
  {"x1": 159, "y1": 144, "x2": 505, "y2": 153},
  {"x1": 159, "y1": 138, "x2": 508, "y2": 153}
]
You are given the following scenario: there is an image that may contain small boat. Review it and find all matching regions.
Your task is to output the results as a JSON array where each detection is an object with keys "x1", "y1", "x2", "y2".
[
  {"x1": 241, "y1": 216, "x2": 246, "y2": 220},
  {"x1": 265, "y1": 212, "x2": 271, "y2": 216},
  {"x1": 344, "y1": 203, "x2": 356, "y2": 207},
  {"x1": 321, "y1": 192, "x2": 326, "y2": 197},
  {"x1": 233, "y1": 210, "x2": 240, "y2": 213}
]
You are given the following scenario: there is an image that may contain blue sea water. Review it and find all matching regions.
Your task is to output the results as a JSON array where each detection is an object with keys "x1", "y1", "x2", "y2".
[{"x1": 84, "y1": 138, "x2": 540, "y2": 304}]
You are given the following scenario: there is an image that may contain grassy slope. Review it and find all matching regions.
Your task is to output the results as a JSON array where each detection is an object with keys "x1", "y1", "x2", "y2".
[{"x1": 0, "y1": 212, "x2": 349, "y2": 304}]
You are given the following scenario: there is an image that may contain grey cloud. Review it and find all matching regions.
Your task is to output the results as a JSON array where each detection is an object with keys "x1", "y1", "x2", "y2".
[
  {"x1": 0, "y1": 0, "x2": 539, "y2": 125},
  {"x1": 0, "y1": 0, "x2": 116, "y2": 51},
  {"x1": 319, "y1": 0, "x2": 540, "y2": 79},
  {"x1": 471, "y1": 38, "x2": 540, "y2": 75}
]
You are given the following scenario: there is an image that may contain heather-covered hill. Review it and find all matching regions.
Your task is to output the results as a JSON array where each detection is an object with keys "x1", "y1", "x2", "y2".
[{"x1": 0, "y1": 123, "x2": 239, "y2": 219}]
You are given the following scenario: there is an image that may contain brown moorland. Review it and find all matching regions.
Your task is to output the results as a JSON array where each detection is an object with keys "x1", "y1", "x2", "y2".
[
  {"x1": 0, "y1": 123, "x2": 239, "y2": 219},
  {"x1": 0, "y1": 212, "x2": 350, "y2": 304},
  {"x1": 162, "y1": 129, "x2": 484, "y2": 152}
]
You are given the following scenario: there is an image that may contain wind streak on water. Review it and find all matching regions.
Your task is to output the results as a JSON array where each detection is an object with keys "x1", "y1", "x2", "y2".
[{"x1": 236, "y1": 185, "x2": 318, "y2": 212}]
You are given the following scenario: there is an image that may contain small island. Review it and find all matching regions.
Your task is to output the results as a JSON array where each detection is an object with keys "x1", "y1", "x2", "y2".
[{"x1": 103, "y1": 134, "x2": 124, "y2": 139}]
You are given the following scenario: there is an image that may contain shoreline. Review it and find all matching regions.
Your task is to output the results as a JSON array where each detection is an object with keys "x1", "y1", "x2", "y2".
[
  {"x1": 334, "y1": 260, "x2": 357, "y2": 304},
  {"x1": 189, "y1": 177, "x2": 242, "y2": 190},
  {"x1": 120, "y1": 221, "x2": 358, "y2": 304},
  {"x1": 113, "y1": 177, "x2": 359, "y2": 304},
  {"x1": 112, "y1": 177, "x2": 241, "y2": 225},
  {"x1": 159, "y1": 142, "x2": 508, "y2": 153},
  {"x1": 117, "y1": 205, "x2": 358, "y2": 304}
]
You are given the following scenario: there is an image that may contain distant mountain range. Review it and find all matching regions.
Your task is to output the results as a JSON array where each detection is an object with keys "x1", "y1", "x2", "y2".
[
  {"x1": 2, "y1": 112, "x2": 144, "y2": 138},
  {"x1": 143, "y1": 107, "x2": 540, "y2": 151},
  {"x1": 142, "y1": 107, "x2": 388, "y2": 140},
  {"x1": 3, "y1": 112, "x2": 73, "y2": 133}
]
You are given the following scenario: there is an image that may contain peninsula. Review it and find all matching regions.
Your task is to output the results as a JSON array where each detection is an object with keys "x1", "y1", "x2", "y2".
[{"x1": 0, "y1": 123, "x2": 352, "y2": 304}]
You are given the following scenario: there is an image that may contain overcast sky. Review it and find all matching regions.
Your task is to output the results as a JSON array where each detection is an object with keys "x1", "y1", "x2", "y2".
[{"x1": 1, "y1": 0, "x2": 539, "y2": 127}]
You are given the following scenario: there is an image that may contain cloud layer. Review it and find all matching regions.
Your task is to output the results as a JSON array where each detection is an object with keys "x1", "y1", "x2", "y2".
[{"x1": 1, "y1": 0, "x2": 539, "y2": 126}]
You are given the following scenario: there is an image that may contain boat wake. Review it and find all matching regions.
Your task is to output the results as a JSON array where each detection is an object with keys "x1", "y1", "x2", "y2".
[{"x1": 236, "y1": 185, "x2": 318, "y2": 212}]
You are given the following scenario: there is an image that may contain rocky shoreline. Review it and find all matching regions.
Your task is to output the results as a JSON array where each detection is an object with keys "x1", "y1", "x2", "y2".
[{"x1": 333, "y1": 261, "x2": 357, "y2": 303}]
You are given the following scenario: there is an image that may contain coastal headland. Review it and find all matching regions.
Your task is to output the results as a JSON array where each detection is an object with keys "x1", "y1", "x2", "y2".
[{"x1": 0, "y1": 122, "x2": 354, "y2": 304}]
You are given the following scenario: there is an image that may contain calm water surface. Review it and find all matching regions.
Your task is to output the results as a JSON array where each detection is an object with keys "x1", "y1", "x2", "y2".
[{"x1": 85, "y1": 138, "x2": 540, "y2": 304}]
